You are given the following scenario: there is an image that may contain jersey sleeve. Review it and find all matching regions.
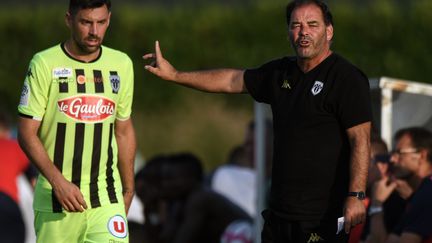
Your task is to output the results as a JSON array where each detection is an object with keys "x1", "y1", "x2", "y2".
[
  {"x1": 116, "y1": 55, "x2": 134, "y2": 121},
  {"x1": 331, "y1": 67, "x2": 372, "y2": 129},
  {"x1": 244, "y1": 59, "x2": 284, "y2": 104},
  {"x1": 18, "y1": 54, "x2": 50, "y2": 120}
]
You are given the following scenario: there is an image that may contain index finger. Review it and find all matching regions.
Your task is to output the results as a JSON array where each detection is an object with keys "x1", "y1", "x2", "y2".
[
  {"x1": 344, "y1": 217, "x2": 351, "y2": 234},
  {"x1": 155, "y1": 40, "x2": 163, "y2": 59},
  {"x1": 78, "y1": 196, "x2": 88, "y2": 210}
]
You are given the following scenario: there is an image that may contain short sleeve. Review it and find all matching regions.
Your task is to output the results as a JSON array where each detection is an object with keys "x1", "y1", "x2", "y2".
[
  {"x1": 332, "y1": 68, "x2": 372, "y2": 129},
  {"x1": 18, "y1": 54, "x2": 50, "y2": 120},
  {"x1": 244, "y1": 58, "x2": 287, "y2": 104},
  {"x1": 116, "y1": 55, "x2": 134, "y2": 121}
]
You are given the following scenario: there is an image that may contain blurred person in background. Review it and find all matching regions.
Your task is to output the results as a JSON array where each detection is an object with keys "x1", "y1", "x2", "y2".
[
  {"x1": 210, "y1": 119, "x2": 273, "y2": 217},
  {"x1": 211, "y1": 145, "x2": 257, "y2": 217},
  {"x1": 368, "y1": 127, "x2": 432, "y2": 243},
  {"x1": 0, "y1": 109, "x2": 37, "y2": 243},
  {"x1": 134, "y1": 155, "x2": 170, "y2": 243},
  {"x1": 136, "y1": 152, "x2": 253, "y2": 243},
  {"x1": 144, "y1": 0, "x2": 372, "y2": 242},
  {"x1": 17, "y1": 0, "x2": 136, "y2": 242},
  {"x1": 355, "y1": 135, "x2": 406, "y2": 243}
]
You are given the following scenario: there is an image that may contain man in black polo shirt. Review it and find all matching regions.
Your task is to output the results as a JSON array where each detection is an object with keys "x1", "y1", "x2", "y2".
[{"x1": 144, "y1": 0, "x2": 372, "y2": 242}]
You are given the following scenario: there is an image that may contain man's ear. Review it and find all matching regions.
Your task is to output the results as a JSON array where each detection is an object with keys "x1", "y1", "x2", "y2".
[
  {"x1": 107, "y1": 12, "x2": 111, "y2": 27},
  {"x1": 326, "y1": 24, "x2": 333, "y2": 41},
  {"x1": 65, "y1": 12, "x2": 72, "y2": 29},
  {"x1": 419, "y1": 149, "x2": 429, "y2": 163}
]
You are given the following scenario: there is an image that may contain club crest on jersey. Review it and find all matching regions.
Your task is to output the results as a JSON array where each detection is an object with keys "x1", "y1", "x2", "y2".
[
  {"x1": 110, "y1": 74, "x2": 120, "y2": 93},
  {"x1": 57, "y1": 95, "x2": 115, "y2": 123},
  {"x1": 52, "y1": 67, "x2": 73, "y2": 79},
  {"x1": 107, "y1": 215, "x2": 128, "y2": 238},
  {"x1": 311, "y1": 81, "x2": 324, "y2": 96}
]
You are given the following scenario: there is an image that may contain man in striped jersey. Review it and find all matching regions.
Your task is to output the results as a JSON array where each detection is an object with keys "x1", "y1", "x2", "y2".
[{"x1": 17, "y1": 0, "x2": 136, "y2": 242}]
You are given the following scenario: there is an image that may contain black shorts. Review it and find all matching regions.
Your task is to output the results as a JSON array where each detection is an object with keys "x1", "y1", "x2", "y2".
[{"x1": 261, "y1": 209, "x2": 349, "y2": 243}]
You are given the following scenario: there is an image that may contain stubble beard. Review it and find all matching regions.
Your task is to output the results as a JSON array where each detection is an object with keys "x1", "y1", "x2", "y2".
[
  {"x1": 292, "y1": 32, "x2": 328, "y2": 61},
  {"x1": 391, "y1": 165, "x2": 414, "y2": 180},
  {"x1": 74, "y1": 35, "x2": 102, "y2": 55}
]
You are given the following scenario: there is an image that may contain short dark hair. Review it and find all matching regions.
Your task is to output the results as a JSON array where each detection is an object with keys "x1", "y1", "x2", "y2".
[
  {"x1": 395, "y1": 127, "x2": 432, "y2": 163},
  {"x1": 69, "y1": 0, "x2": 111, "y2": 16},
  {"x1": 0, "y1": 108, "x2": 12, "y2": 130},
  {"x1": 168, "y1": 153, "x2": 204, "y2": 182},
  {"x1": 286, "y1": 0, "x2": 333, "y2": 27},
  {"x1": 371, "y1": 134, "x2": 388, "y2": 155}
]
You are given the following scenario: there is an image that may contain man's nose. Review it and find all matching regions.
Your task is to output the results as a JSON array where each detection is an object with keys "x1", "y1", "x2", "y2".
[
  {"x1": 89, "y1": 23, "x2": 98, "y2": 35},
  {"x1": 299, "y1": 25, "x2": 309, "y2": 36},
  {"x1": 389, "y1": 153, "x2": 398, "y2": 164}
]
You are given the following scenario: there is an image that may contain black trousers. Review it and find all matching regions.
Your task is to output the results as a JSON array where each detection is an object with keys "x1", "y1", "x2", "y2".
[
  {"x1": 0, "y1": 192, "x2": 25, "y2": 243},
  {"x1": 261, "y1": 209, "x2": 349, "y2": 243}
]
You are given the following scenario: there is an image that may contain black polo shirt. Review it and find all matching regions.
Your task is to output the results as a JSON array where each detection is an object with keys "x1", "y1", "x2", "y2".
[{"x1": 244, "y1": 53, "x2": 372, "y2": 221}]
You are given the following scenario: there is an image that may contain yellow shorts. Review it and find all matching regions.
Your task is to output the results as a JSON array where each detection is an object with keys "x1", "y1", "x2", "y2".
[{"x1": 34, "y1": 203, "x2": 128, "y2": 243}]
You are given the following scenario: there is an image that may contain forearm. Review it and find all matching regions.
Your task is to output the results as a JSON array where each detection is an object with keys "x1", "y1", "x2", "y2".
[
  {"x1": 347, "y1": 122, "x2": 371, "y2": 192},
  {"x1": 17, "y1": 118, "x2": 64, "y2": 188},
  {"x1": 115, "y1": 119, "x2": 136, "y2": 195},
  {"x1": 173, "y1": 69, "x2": 246, "y2": 93}
]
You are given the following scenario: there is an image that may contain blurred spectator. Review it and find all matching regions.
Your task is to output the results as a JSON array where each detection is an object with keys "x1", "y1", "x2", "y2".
[
  {"x1": 210, "y1": 119, "x2": 273, "y2": 217},
  {"x1": 368, "y1": 127, "x2": 432, "y2": 243},
  {"x1": 355, "y1": 135, "x2": 406, "y2": 243},
  {"x1": 134, "y1": 155, "x2": 170, "y2": 243},
  {"x1": 0, "y1": 109, "x2": 37, "y2": 243},
  {"x1": 127, "y1": 152, "x2": 146, "y2": 243},
  {"x1": 136, "y1": 152, "x2": 253, "y2": 243},
  {"x1": 211, "y1": 145, "x2": 257, "y2": 217}
]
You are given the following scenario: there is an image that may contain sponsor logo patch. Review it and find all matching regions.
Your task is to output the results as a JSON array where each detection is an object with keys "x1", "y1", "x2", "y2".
[
  {"x1": 77, "y1": 75, "x2": 86, "y2": 84},
  {"x1": 311, "y1": 80, "x2": 324, "y2": 95},
  {"x1": 107, "y1": 215, "x2": 127, "y2": 239},
  {"x1": 52, "y1": 67, "x2": 73, "y2": 78},
  {"x1": 57, "y1": 95, "x2": 115, "y2": 123},
  {"x1": 19, "y1": 81, "x2": 30, "y2": 106}
]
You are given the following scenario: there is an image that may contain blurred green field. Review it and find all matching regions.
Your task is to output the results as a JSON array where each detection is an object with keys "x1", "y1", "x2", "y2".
[{"x1": 1, "y1": 0, "x2": 432, "y2": 169}]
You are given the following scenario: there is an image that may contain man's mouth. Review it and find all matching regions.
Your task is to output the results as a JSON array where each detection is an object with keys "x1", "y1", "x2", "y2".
[{"x1": 298, "y1": 39, "x2": 311, "y2": 47}]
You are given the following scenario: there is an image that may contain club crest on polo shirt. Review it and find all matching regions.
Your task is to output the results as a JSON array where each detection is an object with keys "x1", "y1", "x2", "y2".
[{"x1": 311, "y1": 80, "x2": 324, "y2": 95}]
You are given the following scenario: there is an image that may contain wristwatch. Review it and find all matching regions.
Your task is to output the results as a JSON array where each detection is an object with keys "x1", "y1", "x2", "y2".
[{"x1": 347, "y1": 191, "x2": 366, "y2": 200}]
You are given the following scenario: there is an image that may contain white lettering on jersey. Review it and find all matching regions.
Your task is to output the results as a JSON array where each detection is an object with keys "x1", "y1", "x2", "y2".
[
  {"x1": 57, "y1": 95, "x2": 115, "y2": 123},
  {"x1": 52, "y1": 67, "x2": 73, "y2": 78}
]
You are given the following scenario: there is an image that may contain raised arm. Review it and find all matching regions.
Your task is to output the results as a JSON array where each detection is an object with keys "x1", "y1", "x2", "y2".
[
  {"x1": 143, "y1": 41, "x2": 247, "y2": 93},
  {"x1": 17, "y1": 117, "x2": 87, "y2": 212}
]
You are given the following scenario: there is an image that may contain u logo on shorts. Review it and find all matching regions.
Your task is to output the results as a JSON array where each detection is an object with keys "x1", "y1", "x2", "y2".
[{"x1": 107, "y1": 215, "x2": 127, "y2": 238}]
